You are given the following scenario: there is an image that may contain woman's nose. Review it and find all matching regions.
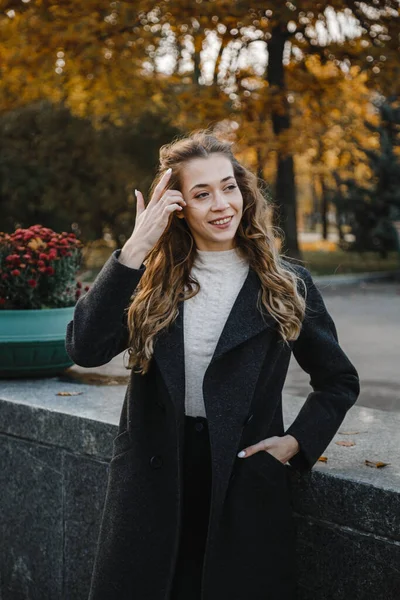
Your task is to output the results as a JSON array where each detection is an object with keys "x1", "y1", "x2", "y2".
[{"x1": 212, "y1": 192, "x2": 229, "y2": 210}]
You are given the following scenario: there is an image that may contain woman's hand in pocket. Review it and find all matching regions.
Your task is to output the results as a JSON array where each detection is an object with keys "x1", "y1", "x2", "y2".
[{"x1": 237, "y1": 435, "x2": 300, "y2": 464}]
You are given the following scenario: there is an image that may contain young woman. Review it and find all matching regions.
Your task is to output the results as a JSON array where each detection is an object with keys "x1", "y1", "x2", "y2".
[{"x1": 66, "y1": 130, "x2": 360, "y2": 600}]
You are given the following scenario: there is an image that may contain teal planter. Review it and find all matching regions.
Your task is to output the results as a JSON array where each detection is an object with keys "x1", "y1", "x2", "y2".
[{"x1": 0, "y1": 306, "x2": 75, "y2": 378}]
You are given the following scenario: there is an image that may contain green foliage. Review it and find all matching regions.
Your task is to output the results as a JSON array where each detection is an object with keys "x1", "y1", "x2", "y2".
[
  {"x1": 0, "y1": 101, "x2": 183, "y2": 244},
  {"x1": 333, "y1": 96, "x2": 400, "y2": 255},
  {"x1": 303, "y1": 250, "x2": 399, "y2": 276}
]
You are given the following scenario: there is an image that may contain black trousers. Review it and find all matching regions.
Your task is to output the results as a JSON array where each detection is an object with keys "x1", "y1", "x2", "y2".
[{"x1": 170, "y1": 415, "x2": 212, "y2": 600}]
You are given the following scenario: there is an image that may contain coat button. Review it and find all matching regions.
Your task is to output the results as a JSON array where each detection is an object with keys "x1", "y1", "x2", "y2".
[
  {"x1": 195, "y1": 422, "x2": 204, "y2": 432},
  {"x1": 243, "y1": 413, "x2": 254, "y2": 426},
  {"x1": 150, "y1": 455, "x2": 163, "y2": 469}
]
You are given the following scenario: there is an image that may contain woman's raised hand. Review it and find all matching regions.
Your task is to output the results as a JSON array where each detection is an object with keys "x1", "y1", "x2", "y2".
[
  {"x1": 133, "y1": 168, "x2": 186, "y2": 252},
  {"x1": 119, "y1": 169, "x2": 186, "y2": 268}
]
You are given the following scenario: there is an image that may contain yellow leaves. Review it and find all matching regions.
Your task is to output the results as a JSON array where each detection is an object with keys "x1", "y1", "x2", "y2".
[
  {"x1": 330, "y1": 432, "x2": 392, "y2": 469},
  {"x1": 365, "y1": 460, "x2": 390, "y2": 469}
]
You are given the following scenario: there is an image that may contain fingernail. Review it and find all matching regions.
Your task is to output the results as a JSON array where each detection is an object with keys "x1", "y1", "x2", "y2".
[
  {"x1": 166, "y1": 168, "x2": 172, "y2": 174},
  {"x1": 134, "y1": 189, "x2": 138, "y2": 197},
  {"x1": 237, "y1": 450, "x2": 246, "y2": 458}
]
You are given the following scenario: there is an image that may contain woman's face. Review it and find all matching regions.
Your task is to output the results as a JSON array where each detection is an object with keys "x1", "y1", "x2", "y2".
[{"x1": 178, "y1": 154, "x2": 243, "y2": 251}]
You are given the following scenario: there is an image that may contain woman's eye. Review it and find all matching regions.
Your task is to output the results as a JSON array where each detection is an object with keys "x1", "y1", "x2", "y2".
[{"x1": 195, "y1": 185, "x2": 236, "y2": 199}]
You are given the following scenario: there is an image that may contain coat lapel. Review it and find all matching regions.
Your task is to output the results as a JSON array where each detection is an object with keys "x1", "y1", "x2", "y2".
[{"x1": 153, "y1": 267, "x2": 277, "y2": 420}]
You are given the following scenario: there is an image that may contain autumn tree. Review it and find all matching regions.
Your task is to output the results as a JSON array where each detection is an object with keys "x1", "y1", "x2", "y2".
[{"x1": 1, "y1": 1, "x2": 400, "y2": 257}]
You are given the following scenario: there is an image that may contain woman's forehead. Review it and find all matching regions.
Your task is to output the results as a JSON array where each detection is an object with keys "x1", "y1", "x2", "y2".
[{"x1": 181, "y1": 155, "x2": 235, "y2": 190}]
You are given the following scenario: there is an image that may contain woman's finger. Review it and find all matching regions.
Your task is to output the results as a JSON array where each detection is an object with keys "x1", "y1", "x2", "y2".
[
  {"x1": 147, "y1": 168, "x2": 172, "y2": 208},
  {"x1": 135, "y1": 189, "x2": 145, "y2": 217},
  {"x1": 237, "y1": 436, "x2": 280, "y2": 458}
]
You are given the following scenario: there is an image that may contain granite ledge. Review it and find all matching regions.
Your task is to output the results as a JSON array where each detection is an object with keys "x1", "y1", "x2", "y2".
[{"x1": 0, "y1": 376, "x2": 399, "y2": 542}]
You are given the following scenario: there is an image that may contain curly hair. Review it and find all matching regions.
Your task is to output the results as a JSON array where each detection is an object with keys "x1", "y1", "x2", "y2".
[{"x1": 124, "y1": 129, "x2": 306, "y2": 374}]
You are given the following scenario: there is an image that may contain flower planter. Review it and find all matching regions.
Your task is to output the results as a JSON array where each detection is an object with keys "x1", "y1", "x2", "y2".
[{"x1": 0, "y1": 306, "x2": 75, "y2": 378}]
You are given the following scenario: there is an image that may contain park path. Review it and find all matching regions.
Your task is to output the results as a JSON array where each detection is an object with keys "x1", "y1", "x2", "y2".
[{"x1": 284, "y1": 280, "x2": 400, "y2": 412}]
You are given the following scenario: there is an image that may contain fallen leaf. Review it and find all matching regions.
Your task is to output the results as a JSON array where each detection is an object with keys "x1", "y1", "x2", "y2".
[
  {"x1": 335, "y1": 440, "x2": 355, "y2": 447},
  {"x1": 365, "y1": 460, "x2": 390, "y2": 468},
  {"x1": 338, "y1": 431, "x2": 360, "y2": 435},
  {"x1": 317, "y1": 456, "x2": 328, "y2": 462},
  {"x1": 56, "y1": 391, "x2": 84, "y2": 396}
]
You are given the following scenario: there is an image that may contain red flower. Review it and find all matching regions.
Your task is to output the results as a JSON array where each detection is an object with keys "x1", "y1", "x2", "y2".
[
  {"x1": 37, "y1": 260, "x2": 45, "y2": 268},
  {"x1": 84, "y1": 285, "x2": 90, "y2": 291},
  {"x1": 27, "y1": 279, "x2": 37, "y2": 288},
  {"x1": 75, "y1": 289, "x2": 81, "y2": 297},
  {"x1": 76, "y1": 281, "x2": 82, "y2": 289},
  {"x1": 11, "y1": 269, "x2": 21, "y2": 276},
  {"x1": 39, "y1": 253, "x2": 48, "y2": 261},
  {"x1": 0, "y1": 298, "x2": 6, "y2": 306},
  {"x1": 45, "y1": 266, "x2": 55, "y2": 275},
  {"x1": 1, "y1": 274, "x2": 9, "y2": 280}
]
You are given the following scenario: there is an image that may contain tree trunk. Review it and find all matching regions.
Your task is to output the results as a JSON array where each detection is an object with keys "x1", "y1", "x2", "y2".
[
  {"x1": 320, "y1": 176, "x2": 329, "y2": 240},
  {"x1": 267, "y1": 24, "x2": 301, "y2": 260},
  {"x1": 256, "y1": 146, "x2": 264, "y2": 181}
]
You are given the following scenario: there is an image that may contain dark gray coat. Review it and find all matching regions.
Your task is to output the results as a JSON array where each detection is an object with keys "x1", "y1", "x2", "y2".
[{"x1": 65, "y1": 249, "x2": 360, "y2": 600}]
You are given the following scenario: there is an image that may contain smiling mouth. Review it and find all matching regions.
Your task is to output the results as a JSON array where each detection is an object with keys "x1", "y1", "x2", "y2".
[{"x1": 209, "y1": 216, "x2": 233, "y2": 225}]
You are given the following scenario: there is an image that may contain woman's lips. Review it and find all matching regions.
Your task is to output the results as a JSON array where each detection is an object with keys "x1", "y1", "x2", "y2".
[{"x1": 209, "y1": 216, "x2": 233, "y2": 229}]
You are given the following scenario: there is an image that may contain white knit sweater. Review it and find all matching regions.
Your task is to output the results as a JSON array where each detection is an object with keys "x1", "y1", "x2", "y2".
[{"x1": 183, "y1": 247, "x2": 250, "y2": 418}]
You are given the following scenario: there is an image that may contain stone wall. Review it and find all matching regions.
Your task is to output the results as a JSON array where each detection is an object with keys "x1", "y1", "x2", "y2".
[{"x1": 0, "y1": 377, "x2": 399, "y2": 599}]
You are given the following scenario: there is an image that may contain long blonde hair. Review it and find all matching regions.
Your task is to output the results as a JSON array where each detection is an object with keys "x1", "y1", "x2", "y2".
[{"x1": 125, "y1": 129, "x2": 306, "y2": 374}]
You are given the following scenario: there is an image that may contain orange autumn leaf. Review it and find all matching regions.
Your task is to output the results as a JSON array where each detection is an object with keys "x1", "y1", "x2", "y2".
[
  {"x1": 317, "y1": 456, "x2": 328, "y2": 462},
  {"x1": 56, "y1": 391, "x2": 84, "y2": 396},
  {"x1": 365, "y1": 460, "x2": 390, "y2": 468},
  {"x1": 335, "y1": 440, "x2": 356, "y2": 447}
]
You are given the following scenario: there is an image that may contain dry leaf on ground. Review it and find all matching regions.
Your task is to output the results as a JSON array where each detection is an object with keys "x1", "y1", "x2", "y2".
[{"x1": 365, "y1": 460, "x2": 390, "y2": 468}]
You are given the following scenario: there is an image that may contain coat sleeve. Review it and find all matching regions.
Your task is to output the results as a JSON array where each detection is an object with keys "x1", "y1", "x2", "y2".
[
  {"x1": 283, "y1": 265, "x2": 360, "y2": 473},
  {"x1": 65, "y1": 248, "x2": 146, "y2": 368}
]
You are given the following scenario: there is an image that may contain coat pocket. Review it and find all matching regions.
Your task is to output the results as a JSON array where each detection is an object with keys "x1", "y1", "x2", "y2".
[
  {"x1": 112, "y1": 429, "x2": 132, "y2": 460},
  {"x1": 245, "y1": 449, "x2": 287, "y2": 484}
]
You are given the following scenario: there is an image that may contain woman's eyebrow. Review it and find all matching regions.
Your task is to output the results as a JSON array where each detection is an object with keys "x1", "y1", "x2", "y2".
[{"x1": 189, "y1": 175, "x2": 235, "y2": 192}]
